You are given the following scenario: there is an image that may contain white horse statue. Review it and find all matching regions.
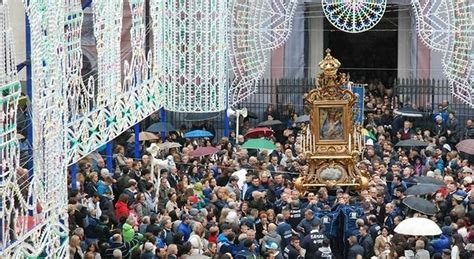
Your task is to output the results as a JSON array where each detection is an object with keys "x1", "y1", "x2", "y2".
[{"x1": 146, "y1": 143, "x2": 176, "y2": 192}]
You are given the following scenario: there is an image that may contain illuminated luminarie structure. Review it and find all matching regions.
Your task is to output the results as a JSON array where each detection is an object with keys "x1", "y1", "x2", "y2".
[
  {"x1": 412, "y1": 0, "x2": 473, "y2": 106},
  {"x1": 322, "y1": 0, "x2": 387, "y2": 33},
  {"x1": 152, "y1": 0, "x2": 299, "y2": 110}
]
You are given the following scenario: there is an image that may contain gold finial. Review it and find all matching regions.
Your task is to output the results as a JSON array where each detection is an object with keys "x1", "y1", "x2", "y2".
[{"x1": 319, "y1": 48, "x2": 341, "y2": 76}]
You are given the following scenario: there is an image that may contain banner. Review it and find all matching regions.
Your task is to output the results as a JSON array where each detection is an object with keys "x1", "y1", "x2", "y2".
[
  {"x1": 351, "y1": 85, "x2": 365, "y2": 125},
  {"x1": 343, "y1": 81, "x2": 365, "y2": 124}
]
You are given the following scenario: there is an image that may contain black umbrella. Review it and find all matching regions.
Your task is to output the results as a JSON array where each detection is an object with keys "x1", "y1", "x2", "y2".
[
  {"x1": 295, "y1": 115, "x2": 310, "y2": 123},
  {"x1": 146, "y1": 122, "x2": 175, "y2": 133},
  {"x1": 246, "y1": 111, "x2": 258, "y2": 119},
  {"x1": 395, "y1": 139, "x2": 430, "y2": 148},
  {"x1": 403, "y1": 196, "x2": 438, "y2": 215},
  {"x1": 393, "y1": 107, "x2": 424, "y2": 118},
  {"x1": 415, "y1": 176, "x2": 445, "y2": 186},
  {"x1": 184, "y1": 112, "x2": 220, "y2": 122},
  {"x1": 405, "y1": 184, "x2": 441, "y2": 196},
  {"x1": 258, "y1": 119, "x2": 283, "y2": 127}
]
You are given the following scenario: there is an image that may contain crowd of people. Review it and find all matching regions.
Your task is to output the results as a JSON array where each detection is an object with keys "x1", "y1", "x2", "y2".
[{"x1": 67, "y1": 93, "x2": 474, "y2": 259}]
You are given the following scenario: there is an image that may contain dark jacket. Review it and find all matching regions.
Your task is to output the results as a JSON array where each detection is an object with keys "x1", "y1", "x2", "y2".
[
  {"x1": 160, "y1": 228, "x2": 175, "y2": 245},
  {"x1": 464, "y1": 126, "x2": 474, "y2": 139},
  {"x1": 219, "y1": 241, "x2": 238, "y2": 257},
  {"x1": 368, "y1": 223, "x2": 381, "y2": 239},
  {"x1": 244, "y1": 184, "x2": 265, "y2": 201},
  {"x1": 432, "y1": 123, "x2": 447, "y2": 138},
  {"x1": 301, "y1": 229, "x2": 326, "y2": 259},
  {"x1": 314, "y1": 247, "x2": 334, "y2": 259},
  {"x1": 145, "y1": 223, "x2": 161, "y2": 236},
  {"x1": 105, "y1": 233, "x2": 142, "y2": 259},
  {"x1": 95, "y1": 222, "x2": 110, "y2": 243},
  {"x1": 447, "y1": 117, "x2": 460, "y2": 143},
  {"x1": 297, "y1": 216, "x2": 320, "y2": 236},
  {"x1": 359, "y1": 234, "x2": 374, "y2": 258},
  {"x1": 141, "y1": 251, "x2": 157, "y2": 259},
  {"x1": 235, "y1": 248, "x2": 257, "y2": 259},
  {"x1": 347, "y1": 244, "x2": 364, "y2": 259},
  {"x1": 283, "y1": 244, "x2": 302, "y2": 259},
  {"x1": 277, "y1": 221, "x2": 293, "y2": 248}
]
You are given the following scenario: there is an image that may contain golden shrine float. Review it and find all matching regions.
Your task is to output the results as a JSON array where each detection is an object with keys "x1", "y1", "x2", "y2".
[{"x1": 296, "y1": 49, "x2": 369, "y2": 191}]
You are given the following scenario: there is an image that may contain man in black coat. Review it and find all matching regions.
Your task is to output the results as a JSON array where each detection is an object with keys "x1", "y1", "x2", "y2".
[
  {"x1": 145, "y1": 215, "x2": 161, "y2": 236},
  {"x1": 463, "y1": 119, "x2": 474, "y2": 139},
  {"x1": 276, "y1": 214, "x2": 293, "y2": 249},
  {"x1": 347, "y1": 235, "x2": 364, "y2": 259},
  {"x1": 358, "y1": 226, "x2": 374, "y2": 258},
  {"x1": 301, "y1": 222, "x2": 326, "y2": 259},
  {"x1": 160, "y1": 218, "x2": 175, "y2": 245},
  {"x1": 367, "y1": 215, "x2": 381, "y2": 239},
  {"x1": 283, "y1": 236, "x2": 303, "y2": 259},
  {"x1": 167, "y1": 167, "x2": 180, "y2": 189},
  {"x1": 447, "y1": 112, "x2": 460, "y2": 145},
  {"x1": 243, "y1": 175, "x2": 265, "y2": 201}
]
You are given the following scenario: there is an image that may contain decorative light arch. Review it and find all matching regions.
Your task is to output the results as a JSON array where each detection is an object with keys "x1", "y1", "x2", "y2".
[
  {"x1": 0, "y1": 0, "x2": 22, "y2": 254},
  {"x1": 7, "y1": 0, "x2": 70, "y2": 257},
  {"x1": 412, "y1": 0, "x2": 474, "y2": 106},
  {"x1": 322, "y1": 0, "x2": 387, "y2": 33},
  {"x1": 2, "y1": 0, "x2": 163, "y2": 256},
  {"x1": 2, "y1": 0, "x2": 300, "y2": 256},
  {"x1": 151, "y1": 0, "x2": 299, "y2": 110},
  {"x1": 228, "y1": 0, "x2": 299, "y2": 106},
  {"x1": 152, "y1": 0, "x2": 229, "y2": 112}
]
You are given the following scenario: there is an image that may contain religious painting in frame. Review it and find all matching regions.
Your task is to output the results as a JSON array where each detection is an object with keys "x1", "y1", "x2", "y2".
[{"x1": 311, "y1": 100, "x2": 350, "y2": 145}]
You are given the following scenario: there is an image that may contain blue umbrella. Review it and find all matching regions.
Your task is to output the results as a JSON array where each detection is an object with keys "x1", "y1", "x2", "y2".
[
  {"x1": 146, "y1": 122, "x2": 175, "y2": 133},
  {"x1": 184, "y1": 130, "x2": 213, "y2": 138}
]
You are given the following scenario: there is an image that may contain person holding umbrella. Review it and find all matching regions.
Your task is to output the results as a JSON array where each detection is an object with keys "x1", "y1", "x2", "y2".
[
  {"x1": 264, "y1": 104, "x2": 277, "y2": 121},
  {"x1": 398, "y1": 121, "x2": 416, "y2": 141},
  {"x1": 452, "y1": 194, "x2": 466, "y2": 219},
  {"x1": 414, "y1": 239, "x2": 430, "y2": 259},
  {"x1": 383, "y1": 203, "x2": 398, "y2": 232},
  {"x1": 431, "y1": 226, "x2": 453, "y2": 255}
]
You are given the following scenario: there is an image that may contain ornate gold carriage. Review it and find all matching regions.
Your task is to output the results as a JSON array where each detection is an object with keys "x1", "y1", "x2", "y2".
[{"x1": 296, "y1": 49, "x2": 369, "y2": 191}]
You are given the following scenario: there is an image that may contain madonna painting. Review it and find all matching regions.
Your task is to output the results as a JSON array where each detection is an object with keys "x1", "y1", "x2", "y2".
[{"x1": 319, "y1": 107, "x2": 344, "y2": 141}]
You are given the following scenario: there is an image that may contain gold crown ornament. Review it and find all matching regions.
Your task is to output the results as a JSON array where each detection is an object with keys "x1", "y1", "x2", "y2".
[{"x1": 319, "y1": 49, "x2": 341, "y2": 76}]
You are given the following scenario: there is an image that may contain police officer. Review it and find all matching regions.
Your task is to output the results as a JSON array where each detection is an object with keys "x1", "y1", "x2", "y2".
[
  {"x1": 287, "y1": 200, "x2": 303, "y2": 229},
  {"x1": 301, "y1": 221, "x2": 326, "y2": 259},
  {"x1": 283, "y1": 235, "x2": 303, "y2": 259},
  {"x1": 367, "y1": 215, "x2": 381, "y2": 239},
  {"x1": 277, "y1": 214, "x2": 293, "y2": 248}
]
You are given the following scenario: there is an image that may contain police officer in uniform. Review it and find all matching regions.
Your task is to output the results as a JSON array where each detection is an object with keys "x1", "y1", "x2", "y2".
[
  {"x1": 283, "y1": 235, "x2": 303, "y2": 259},
  {"x1": 301, "y1": 221, "x2": 326, "y2": 259},
  {"x1": 367, "y1": 215, "x2": 381, "y2": 239},
  {"x1": 287, "y1": 200, "x2": 303, "y2": 229},
  {"x1": 277, "y1": 214, "x2": 293, "y2": 248}
]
